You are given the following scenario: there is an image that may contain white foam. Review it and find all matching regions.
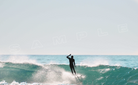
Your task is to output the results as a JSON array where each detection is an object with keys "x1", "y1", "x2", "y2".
[
  {"x1": 0, "y1": 63, "x2": 4, "y2": 68},
  {"x1": 0, "y1": 56, "x2": 43, "y2": 67},
  {"x1": 0, "y1": 80, "x2": 75, "y2": 85},
  {"x1": 32, "y1": 65, "x2": 84, "y2": 84},
  {"x1": 5, "y1": 56, "x2": 37, "y2": 64},
  {"x1": 0, "y1": 80, "x2": 73, "y2": 85},
  {"x1": 98, "y1": 68, "x2": 110, "y2": 73},
  {"x1": 78, "y1": 57, "x2": 123, "y2": 67},
  {"x1": 10, "y1": 81, "x2": 19, "y2": 85},
  {"x1": 97, "y1": 77, "x2": 104, "y2": 80},
  {"x1": 79, "y1": 57, "x2": 109, "y2": 67},
  {"x1": 0, "y1": 80, "x2": 8, "y2": 85}
]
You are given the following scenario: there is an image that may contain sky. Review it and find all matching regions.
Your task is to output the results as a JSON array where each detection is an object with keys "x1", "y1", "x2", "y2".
[{"x1": 0, "y1": 0, "x2": 138, "y2": 55}]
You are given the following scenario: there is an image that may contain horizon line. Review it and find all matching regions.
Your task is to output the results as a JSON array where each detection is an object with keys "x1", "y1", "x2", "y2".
[{"x1": 0, "y1": 54, "x2": 138, "y2": 56}]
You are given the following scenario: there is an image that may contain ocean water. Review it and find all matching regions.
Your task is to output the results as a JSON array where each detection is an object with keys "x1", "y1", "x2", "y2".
[{"x1": 0, "y1": 55, "x2": 138, "y2": 85}]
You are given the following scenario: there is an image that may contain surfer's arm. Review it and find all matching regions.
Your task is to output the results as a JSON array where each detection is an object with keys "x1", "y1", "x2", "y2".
[
  {"x1": 67, "y1": 56, "x2": 69, "y2": 59},
  {"x1": 67, "y1": 54, "x2": 71, "y2": 59}
]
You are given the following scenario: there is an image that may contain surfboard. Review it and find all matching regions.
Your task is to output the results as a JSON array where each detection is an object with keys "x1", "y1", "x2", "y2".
[{"x1": 74, "y1": 74, "x2": 84, "y2": 83}]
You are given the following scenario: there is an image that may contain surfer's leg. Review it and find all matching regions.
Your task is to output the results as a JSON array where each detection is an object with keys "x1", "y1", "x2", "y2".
[
  {"x1": 70, "y1": 65, "x2": 73, "y2": 74},
  {"x1": 74, "y1": 69, "x2": 76, "y2": 74},
  {"x1": 72, "y1": 67, "x2": 76, "y2": 74}
]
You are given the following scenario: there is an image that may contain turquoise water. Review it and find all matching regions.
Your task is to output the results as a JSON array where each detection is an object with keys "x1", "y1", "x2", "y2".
[{"x1": 0, "y1": 55, "x2": 138, "y2": 85}]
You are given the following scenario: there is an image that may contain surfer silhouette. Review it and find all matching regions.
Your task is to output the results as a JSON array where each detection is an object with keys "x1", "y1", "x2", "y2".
[{"x1": 67, "y1": 54, "x2": 76, "y2": 74}]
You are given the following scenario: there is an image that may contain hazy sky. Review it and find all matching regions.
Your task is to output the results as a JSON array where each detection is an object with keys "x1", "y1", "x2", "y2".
[{"x1": 0, "y1": 0, "x2": 138, "y2": 55}]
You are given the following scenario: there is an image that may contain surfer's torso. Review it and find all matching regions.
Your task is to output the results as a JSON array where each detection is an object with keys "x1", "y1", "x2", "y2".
[{"x1": 68, "y1": 58, "x2": 74, "y2": 66}]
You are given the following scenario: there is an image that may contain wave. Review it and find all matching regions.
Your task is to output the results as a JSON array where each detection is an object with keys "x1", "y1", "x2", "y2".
[{"x1": 0, "y1": 62, "x2": 138, "y2": 85}]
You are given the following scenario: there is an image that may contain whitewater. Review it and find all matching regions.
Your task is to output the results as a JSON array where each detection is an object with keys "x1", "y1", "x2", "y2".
[{"x1": 0, "y1": 55, "x2": 138, "y2": 85}]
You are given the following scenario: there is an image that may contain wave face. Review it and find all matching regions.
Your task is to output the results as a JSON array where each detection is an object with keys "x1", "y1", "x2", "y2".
[{"x1": 0, "y1": 62, "x2": 138, "y2": 85}]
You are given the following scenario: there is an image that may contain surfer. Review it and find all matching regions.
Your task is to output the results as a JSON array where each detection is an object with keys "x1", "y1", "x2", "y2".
[{"x1": 67, "y1": 54, "x2": 76, "y2": 74}]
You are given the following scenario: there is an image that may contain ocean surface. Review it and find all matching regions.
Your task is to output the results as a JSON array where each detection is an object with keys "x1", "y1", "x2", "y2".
[{"x1": 0, "y1": 55, "x2": 138, "y2": 85}]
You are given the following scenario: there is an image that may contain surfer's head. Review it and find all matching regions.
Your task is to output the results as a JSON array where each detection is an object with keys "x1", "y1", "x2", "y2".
[{"x1": 71, "y1": 56, "x2": 73, "y2": 59}]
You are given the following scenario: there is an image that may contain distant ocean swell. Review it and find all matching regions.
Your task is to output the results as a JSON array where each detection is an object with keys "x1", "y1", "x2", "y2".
[{"x1": 0, "y1": 62, "x2": 138, "y2": 85}]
